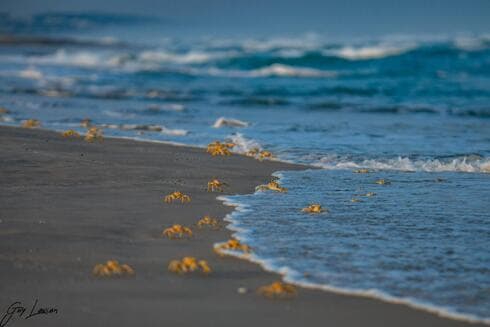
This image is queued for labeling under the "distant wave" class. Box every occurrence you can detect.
[204,64,337,78]
[212,117,249,128]
[325,43,416,60]
[315,155,490,173]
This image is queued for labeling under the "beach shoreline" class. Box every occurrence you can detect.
[0,125,486,327]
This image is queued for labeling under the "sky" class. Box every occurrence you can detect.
[1,0,490,38]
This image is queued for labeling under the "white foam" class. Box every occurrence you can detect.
[212,117,249,128]
[327,43,415,60]
[203,64,336,78]
[316,155,490,173]
[18,67,43,80]
[228,133,262,153]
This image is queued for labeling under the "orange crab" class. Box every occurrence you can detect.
[207,179,227,192]
[92,260,135,278]
[164,191,191,203]
[61,129,80,138]
[84,126,103,143]
[168,256,211,275]
[258,281,297,299]
[214,238,251,256]
[206,141,234,156]
[255,181,287,193]
[245,147,260,157]
[301,204,326,213]
[197,216,221,229]
[162,224,193,239]
[21,119,40,128]
[258,150,273,161]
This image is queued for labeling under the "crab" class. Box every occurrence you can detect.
[92,260,135,278]
[162,224,193,239]
[375,179,391,185]
[214,239,251,256]
[164,191,191,203]
[21,119,40,128]
[80,118,92,128]
[84,127,103,143]
[258,150,273,161]
[197,216,221,229]
[207,179,227,192]
[168,256,211,275]
[258,281,297,299]
[255,181,287,193]
[301,204,326,213]
[354,168,371,174]
[206,141,234,156]
[61,129,80,138]
[246,147,260,157]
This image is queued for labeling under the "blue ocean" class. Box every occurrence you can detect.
[0,14,489,322]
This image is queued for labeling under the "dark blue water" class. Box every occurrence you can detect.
[0,14,489,322]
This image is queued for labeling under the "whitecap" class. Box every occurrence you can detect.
[327,43,415,60]
[212,117,249,128]
[18,67,43,80]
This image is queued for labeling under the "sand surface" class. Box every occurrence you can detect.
[0,126,484,327]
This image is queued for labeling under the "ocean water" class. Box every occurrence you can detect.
[0,14,489,322]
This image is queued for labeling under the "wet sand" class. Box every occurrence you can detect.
[0,125,484,327]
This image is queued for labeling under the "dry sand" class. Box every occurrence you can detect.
[0,126,484,327]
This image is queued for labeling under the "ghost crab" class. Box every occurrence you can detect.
[258,281,297,299]
[197,216,221,229]
[207,141,235,156]
[207,179,227,192]
[84,127,103,143]
[301,204,326,214]
[164,191,191,203]
[21,119,40,128]
[214,238,251,256]
[246,147,260,157]
[61,129,80,138]
[168,256,211,275]
[258,150,273,161]
[255,181,287,193]
[162,224,193,239]
[92,260,135,278]
[375,179,391,185]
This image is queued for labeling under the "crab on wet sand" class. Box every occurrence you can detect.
[21,119,40,128]
[61,129,80,138]
[162,224,193,239]
[168,256,211,275]
[84,127,103,143]
[302,204,326,213]
[258,281,297,299]
[164,191,191,203]
[207,179,227,192]
[197,216,221,229]
[255,181,287,193]
[92,260,135,278]
[246,147,260,157]
[206,141,235,156]
[258,150,273,161]
[214,239,251,256]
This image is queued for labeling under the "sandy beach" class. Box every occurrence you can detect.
[0,125,485,327]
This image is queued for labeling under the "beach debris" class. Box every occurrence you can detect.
[237,287,248,294]
[258,150,273,161]
[168,257,211,275]
[80,118,92,128]
[212,117,249,128]
[162,224,193,239]
[84,127,103,143]
[21,119,40,128]
[206,141,235,156]
[61,129,80,138]
[255,181,288,193]
[258,281,297,299]
[197,216,221,229]
[354,168,371,174]
[375,178,391,185]
[214,239,251,256]
[207,179,227,192]
[92,260,135,278]
[302,204,326,213]
[164,191,191,203]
